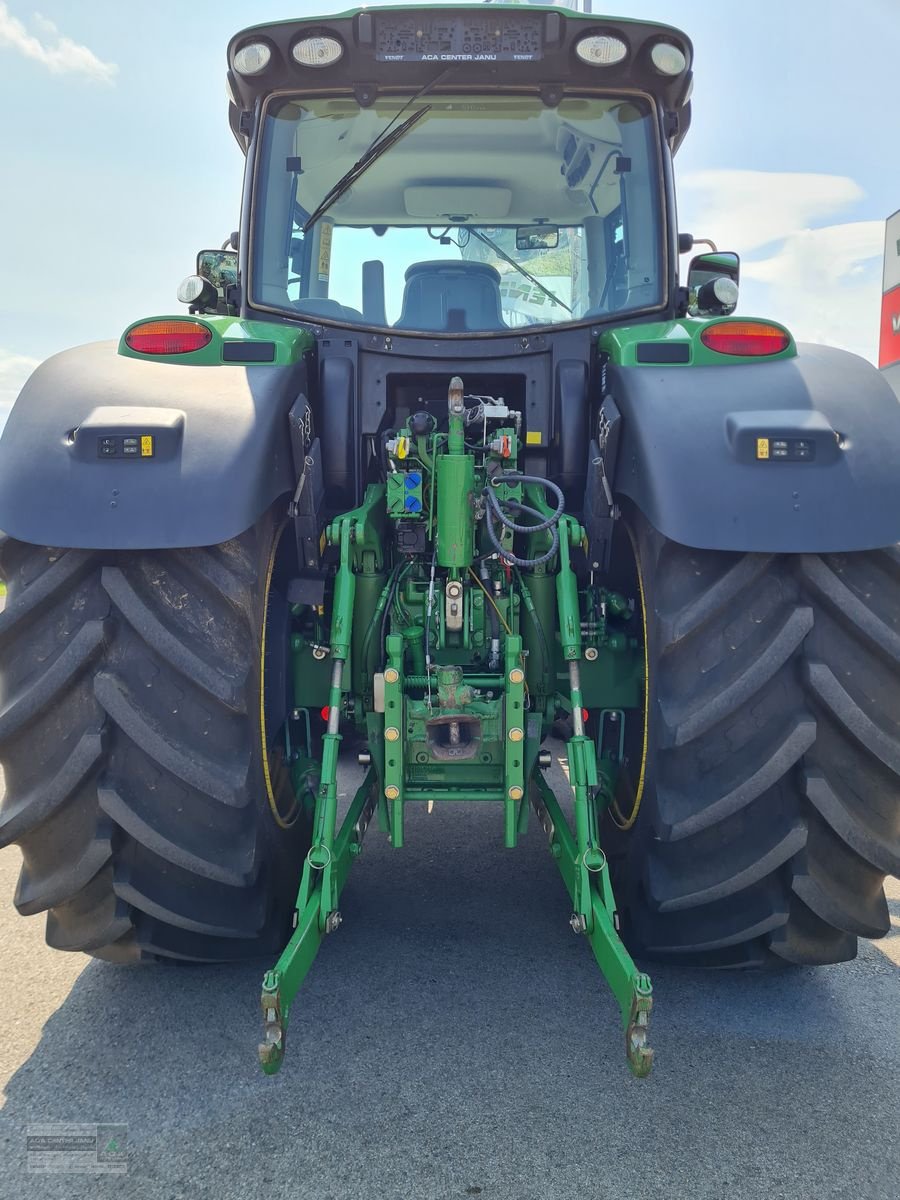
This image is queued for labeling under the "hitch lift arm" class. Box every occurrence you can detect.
[258,418,654,1078]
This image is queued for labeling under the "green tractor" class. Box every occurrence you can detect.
[1,6,899,1078]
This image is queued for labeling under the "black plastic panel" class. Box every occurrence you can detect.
[609,344,900,552]
[222,341,276,362]
[635,342,690,364]
[0,342,305,549]
[374,11,543,62]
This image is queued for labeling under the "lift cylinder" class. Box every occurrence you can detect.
[436,453,475,568]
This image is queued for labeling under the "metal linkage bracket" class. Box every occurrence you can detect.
[533,775,654,1078]
[534,517,655,1077]
[259,774,376,1074]
[259,515,370,1076]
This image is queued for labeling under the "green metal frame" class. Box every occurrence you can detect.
[598,316,796,367]
[258,384,654,1079]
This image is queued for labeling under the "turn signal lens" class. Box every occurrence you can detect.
[125,320,212,356]
[292,36,343,68]
[700,321,791,357]
[233,42,272,76]
[575,35,628,66]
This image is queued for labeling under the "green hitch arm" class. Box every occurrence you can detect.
[259,514,365,1076]
[259,772,376,1075]
[534,775,653,1078]
[537,517,654,1077]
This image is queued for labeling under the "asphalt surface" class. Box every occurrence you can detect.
[0,753,898,1200]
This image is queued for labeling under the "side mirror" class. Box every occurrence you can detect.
[196,248,238,290]
[687,251,740,316]
[516,225,559,251]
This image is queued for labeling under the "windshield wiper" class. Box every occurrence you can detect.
[303,105,433,234]
[302,67,456,235]
[468,228,572,315]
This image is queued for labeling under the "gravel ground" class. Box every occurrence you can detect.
[0,751,898,1200]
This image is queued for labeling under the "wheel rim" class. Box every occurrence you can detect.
[608,522,650,832]
[260,523,304,830]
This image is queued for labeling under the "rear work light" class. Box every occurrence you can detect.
[292,36,343,68]
[233,41,272,76]
[575,35,628,66]
[700,321,791,357]
[650,41,687,76]
[125,320,212,356]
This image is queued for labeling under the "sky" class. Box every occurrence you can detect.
[0,0,897,414]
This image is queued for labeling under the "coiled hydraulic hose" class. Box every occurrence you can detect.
[483,472,565,568]
[484,473,565,533]
[485,500,560,568]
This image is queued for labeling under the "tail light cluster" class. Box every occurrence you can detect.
[700,321,791,357]
[125,321,212,356]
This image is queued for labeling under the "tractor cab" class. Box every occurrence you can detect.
[216,6,695,337]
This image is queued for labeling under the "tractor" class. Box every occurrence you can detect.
[1,5,898,1078]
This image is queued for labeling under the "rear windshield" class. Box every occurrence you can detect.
[252,92,664,333]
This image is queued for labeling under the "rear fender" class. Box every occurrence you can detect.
[606,344,900,553]
[0,341,309,549]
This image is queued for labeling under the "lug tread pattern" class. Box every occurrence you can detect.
[618,524,900,968]
[0,524,307,963]
[101,565,246,711]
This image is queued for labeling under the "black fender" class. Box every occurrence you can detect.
[0,341,307,549]
[606,344,900,553]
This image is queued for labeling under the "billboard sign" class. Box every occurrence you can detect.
[880,211,900,370]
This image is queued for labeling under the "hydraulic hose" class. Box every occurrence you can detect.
[485,501,559,568]
[485,473,565,533]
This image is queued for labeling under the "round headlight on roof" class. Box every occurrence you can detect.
[233,41,272,76]
[575,34,628,67]
[650,41,687,76]
[292,35,344,68]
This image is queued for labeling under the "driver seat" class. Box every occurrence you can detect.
[395,261,506,332]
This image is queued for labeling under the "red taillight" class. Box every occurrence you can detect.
[125,320,212,356]
[700,321,791,357]
[582,708,590,723]
[320,706,330,722]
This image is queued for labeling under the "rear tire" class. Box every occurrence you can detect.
[0,509,311,962]
[607,509,900,967]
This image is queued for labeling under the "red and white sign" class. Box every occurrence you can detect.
[880,285,900,369]
[880,211,900,369]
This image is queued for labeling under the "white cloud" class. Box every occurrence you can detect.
[0,3,117,84]
[0,349,39,411]
[678,169,884,362]
[679,169,864,254]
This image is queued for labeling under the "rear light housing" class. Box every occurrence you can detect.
[125,320,213,356]
[233,41,272,76]
[575,35,628,66]
[292,35,344,68]
[700,321,791,357]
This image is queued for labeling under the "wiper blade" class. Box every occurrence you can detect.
[469,228,572,315]
[302,105,432,234]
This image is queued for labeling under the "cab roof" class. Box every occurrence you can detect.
[226,4,693,152]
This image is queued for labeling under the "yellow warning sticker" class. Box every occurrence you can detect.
[317,223,333,282]
[526,431,542,446]
[141,435,154,457]
[756,438,770,460]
